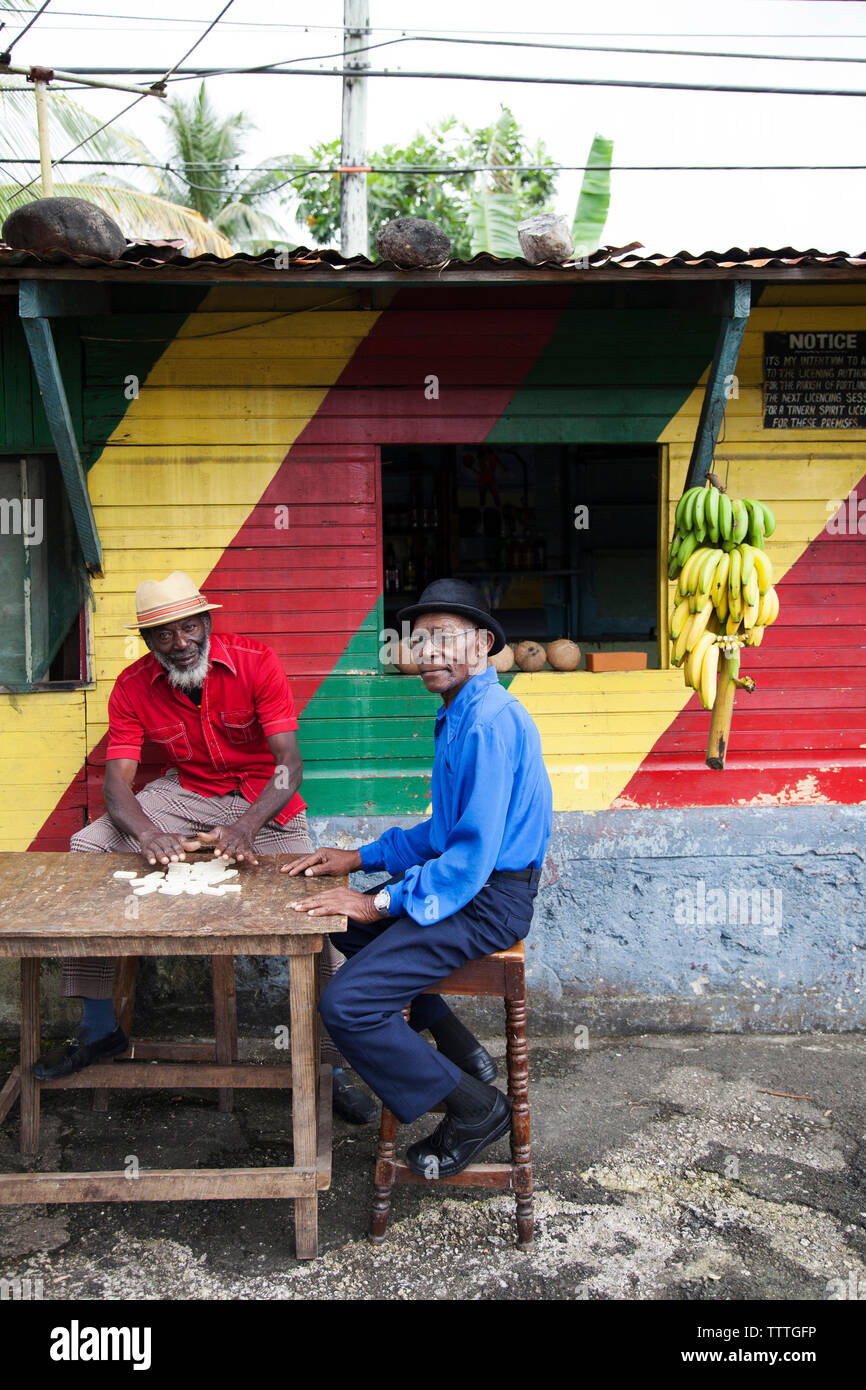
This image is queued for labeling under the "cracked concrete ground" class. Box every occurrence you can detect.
[1,1032,865,1301]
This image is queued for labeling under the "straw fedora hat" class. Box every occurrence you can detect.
[124,571,222,630]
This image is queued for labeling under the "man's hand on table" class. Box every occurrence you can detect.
[138,827,203,866]
[195,824,259,866]
[290,886,382,922]
[283,846,375,920]
[281,846,362,878]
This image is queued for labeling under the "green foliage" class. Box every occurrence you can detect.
[285,107,557,258]
[0,6,287,253]
[572,134,614,256]
[155,83,291,251]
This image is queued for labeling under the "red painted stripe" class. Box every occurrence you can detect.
[613,767,866,807]
[27,287,567,846]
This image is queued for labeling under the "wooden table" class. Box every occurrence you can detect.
[0,851,346,1260]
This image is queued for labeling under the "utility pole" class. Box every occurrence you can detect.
[339,0,370,258]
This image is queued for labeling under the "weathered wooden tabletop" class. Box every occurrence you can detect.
[0,850,345,1257]
[0,852,347,956]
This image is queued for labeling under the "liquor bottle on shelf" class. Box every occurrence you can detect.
[420,541,435,589]
[384,544,398,595]
[404,556,417,591]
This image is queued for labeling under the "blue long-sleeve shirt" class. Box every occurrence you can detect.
[359,666,553,925]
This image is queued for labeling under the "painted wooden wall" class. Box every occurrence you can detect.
[1,279,864,851]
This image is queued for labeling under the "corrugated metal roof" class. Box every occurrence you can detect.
[0,241,864,278]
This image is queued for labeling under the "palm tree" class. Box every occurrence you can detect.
[155,83,291,253]
[0,0,263,252]
[0,79,233,252]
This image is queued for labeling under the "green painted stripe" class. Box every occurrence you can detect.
[487,301,719,446]
[299,607,515,815]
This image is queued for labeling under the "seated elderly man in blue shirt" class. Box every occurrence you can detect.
[285,578,553,1178]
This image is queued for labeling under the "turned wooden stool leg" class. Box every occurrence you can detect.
[93,956,138,1113]
[504,980,533,1249]
[370,1105,399,1242]
[19,959,40,1155]
[212,956,237,1113]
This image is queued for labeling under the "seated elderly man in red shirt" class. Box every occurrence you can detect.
[33,571,375,1124]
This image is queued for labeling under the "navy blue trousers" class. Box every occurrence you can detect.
[319,872,539,1123]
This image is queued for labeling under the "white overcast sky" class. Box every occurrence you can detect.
[3,0,866,252]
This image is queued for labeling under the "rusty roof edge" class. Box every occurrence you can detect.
[2,261,866,285]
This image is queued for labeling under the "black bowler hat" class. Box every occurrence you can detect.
[397,578,507,655]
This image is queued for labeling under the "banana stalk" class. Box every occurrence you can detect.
[705,646,756,769]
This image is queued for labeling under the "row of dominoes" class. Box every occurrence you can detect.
[113,864,242,897]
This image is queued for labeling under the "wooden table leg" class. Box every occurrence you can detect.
[289,947,319,1259]
[19,959,40,1155]
[212,956,237,1113]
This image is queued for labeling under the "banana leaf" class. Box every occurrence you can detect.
[467,187,522,258]
[571,133,614,257]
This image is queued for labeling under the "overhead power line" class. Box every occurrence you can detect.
[55,64,866,98]
[0,0,52,58]
[3,157,865,177]
[8,0,236,197]
[268,32,866,69]
[160,0,233,82]
[1,10,865,40]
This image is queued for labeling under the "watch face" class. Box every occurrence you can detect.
[375,889,390,913]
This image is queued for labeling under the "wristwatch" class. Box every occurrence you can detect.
[373,887,392,916]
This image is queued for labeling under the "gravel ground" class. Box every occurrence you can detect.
[1,1031,865,1301]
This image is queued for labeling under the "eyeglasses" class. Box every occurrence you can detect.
[408,627,482,656]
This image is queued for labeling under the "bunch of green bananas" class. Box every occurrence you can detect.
[668,483,776,581]
[669,540,780,709]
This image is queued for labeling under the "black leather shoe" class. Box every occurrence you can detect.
[405,1090,513,1179]
[448,1043,497,1084]
[32,1024,128,1081]
[332,1071,378,1125]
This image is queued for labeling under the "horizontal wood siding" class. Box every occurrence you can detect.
[2,282,865,845]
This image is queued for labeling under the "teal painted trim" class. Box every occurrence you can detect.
[19,282,110,319]
[18,309,102,574]
[685,280,751,490]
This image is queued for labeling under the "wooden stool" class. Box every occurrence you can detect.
[93,954,239,1113]
[369,941,533,1248]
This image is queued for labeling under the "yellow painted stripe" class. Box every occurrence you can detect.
[2,287,380,847]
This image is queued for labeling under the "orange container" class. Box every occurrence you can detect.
[585,651,648,672]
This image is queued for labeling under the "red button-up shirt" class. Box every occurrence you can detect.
[105,632,306,824]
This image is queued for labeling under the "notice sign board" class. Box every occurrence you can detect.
[763,331,866,429]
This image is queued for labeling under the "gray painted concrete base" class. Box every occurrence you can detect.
[1,804,864,1037]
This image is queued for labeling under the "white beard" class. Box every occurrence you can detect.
[154,632,211,690]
